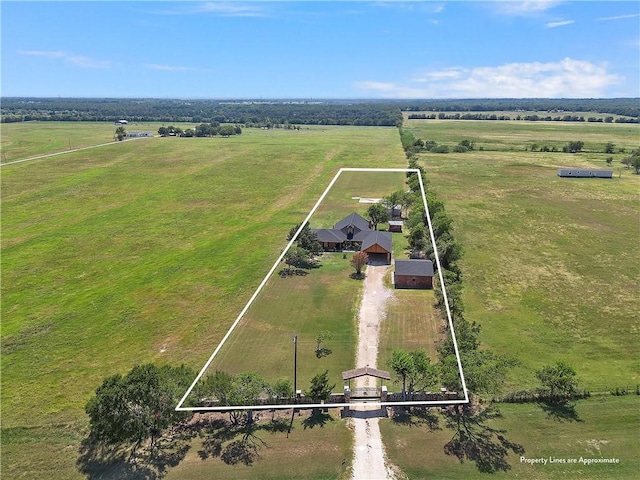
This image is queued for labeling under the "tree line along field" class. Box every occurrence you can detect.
[2,118,639,478]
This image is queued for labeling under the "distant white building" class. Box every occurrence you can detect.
[115,120,128,125]
[557,168,613,178]
[126,132,154,138]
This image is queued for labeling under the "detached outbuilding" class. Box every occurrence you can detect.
[361,231,392,264]
[388,220,403,233]
[557,168,613,178]
[394,259,434,289]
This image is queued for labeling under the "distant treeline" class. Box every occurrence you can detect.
[400,98,639,118]
[0,98,402,126]
[1,97,638,125]
[408,112,639,123]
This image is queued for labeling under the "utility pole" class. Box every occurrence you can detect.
[293,334,298,404]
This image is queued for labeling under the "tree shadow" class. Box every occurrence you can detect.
[315,347,332,358]
[77,430,194,480]
[302,410,334,429]
[442,403,525,474]
[349,273,365,280]
[390,406,440,431]
[197,415,291,466]
[537,400,583,422]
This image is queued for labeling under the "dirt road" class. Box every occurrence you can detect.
[350,263,403,480]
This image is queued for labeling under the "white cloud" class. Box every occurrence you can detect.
[545,19,574,28]
[145,64,200,72]
[355,58,623,98]
[19,50,111,68]
[598,13,640,21]
[494,1,562,16]
[156,2,266,17]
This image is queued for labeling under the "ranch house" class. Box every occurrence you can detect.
[311,212,393,264]
[394,259,434,289]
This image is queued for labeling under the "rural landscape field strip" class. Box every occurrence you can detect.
[1,125,408,477]
[2,117,638,478]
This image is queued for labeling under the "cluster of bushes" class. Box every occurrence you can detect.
[400,128,477,155]
[281,223,321,275]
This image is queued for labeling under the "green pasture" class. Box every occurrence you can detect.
[2,117,638,478]
[1,121,163,162]
[404,120,639,392]
[381,395,640,479]
[1,124,405,477]
[405,117,639,155]
[193,169,410,398]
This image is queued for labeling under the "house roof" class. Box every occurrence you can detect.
[342,366,392,381]
[361,231,392,253]
[395,259,434,277]
[312,229,346,243]
[334,212,371,232]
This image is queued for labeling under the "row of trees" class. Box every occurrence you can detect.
[158,123,242,137]
[410,112,638,123]
[395,126,591,472]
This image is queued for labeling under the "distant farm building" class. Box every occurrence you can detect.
[557,168,613,178]
[115,120,128,125]
[126,132,154,138]
[394,259,434,289]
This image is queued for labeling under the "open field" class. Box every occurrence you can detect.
[380,395,640,479]
[1,124,406,477]
[1,121,167,162]
[405,118,639,392]
[404,118,638,156]
[2,117,638,478]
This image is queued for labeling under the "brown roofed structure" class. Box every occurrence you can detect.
[342,366,392,381]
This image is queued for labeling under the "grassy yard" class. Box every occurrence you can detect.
[165,411,353,480]
[380,395,640,479]
[1,124,406,478]
[193,169,409,399]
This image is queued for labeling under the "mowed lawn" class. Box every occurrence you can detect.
[197,169,409,400]
[405,119,639,391]
[1,125,406,478]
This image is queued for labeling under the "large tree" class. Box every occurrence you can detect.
[85,364,194,450]
[366,203,389,230]
[535,361,579,400]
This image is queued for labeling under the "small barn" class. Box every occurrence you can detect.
[394,259,434,289]
[361,231,392,264]
[557,168,613,178]
[388,220,403,233]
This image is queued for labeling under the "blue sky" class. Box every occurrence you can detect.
[2,1,639,98]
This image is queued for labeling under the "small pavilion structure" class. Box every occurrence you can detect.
[342,366,392,402]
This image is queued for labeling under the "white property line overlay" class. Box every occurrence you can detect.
[176,167,469,411]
